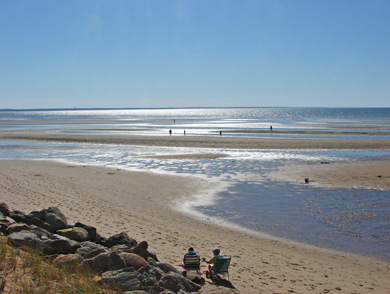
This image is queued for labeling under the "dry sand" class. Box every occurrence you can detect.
[1,159,390,294]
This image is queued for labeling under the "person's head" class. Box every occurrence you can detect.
[188,247,194,252]
[212,248,220,255]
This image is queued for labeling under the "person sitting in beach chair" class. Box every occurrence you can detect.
[183,247,201,273]
[202,248,231,280]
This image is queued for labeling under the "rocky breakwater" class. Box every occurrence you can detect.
[0,202,238,294]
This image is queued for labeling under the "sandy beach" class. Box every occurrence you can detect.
[1,159,390,294]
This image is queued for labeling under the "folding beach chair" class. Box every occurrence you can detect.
[211,255,231,281]
[183,254,201,273]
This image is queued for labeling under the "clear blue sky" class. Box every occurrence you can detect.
[1,0,389,109]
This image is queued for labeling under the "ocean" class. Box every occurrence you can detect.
[1,107,390,260]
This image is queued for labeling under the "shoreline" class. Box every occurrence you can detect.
[1,159,390,293]
[1,129,390,150]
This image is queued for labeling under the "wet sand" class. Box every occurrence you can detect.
[1,159,390,294]
[270,160,390,191]
[1,129,390,150]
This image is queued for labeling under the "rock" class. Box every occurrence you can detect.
[197,284,240,294]
[5,223,31,235]
[25,214,55,233]
[8,231,46,249]
[52,254,83,269]
[158,272,201,293]
[137,265,164,287]
[76,241,107,258]
[0,216,15,235]
[42,234,80,255]
[29,209,47,221]
[123,291,150,294]
[75,222,97,242]
[81,251,127,274]
[0,203,10,216]
[101,267,141,291]
[8,212,28,224]
[104,231,137,248]
[56,227,90,242]
[119,252,149,270]
[185,271,205,285]
[157,262,183,275]
[46,207,67,224]
[109,244,134,253]
[45,213,67,231]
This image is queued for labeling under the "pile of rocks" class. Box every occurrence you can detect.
[0,203,238,294]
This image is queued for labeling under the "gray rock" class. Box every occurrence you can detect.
[41,234,80,255]
[45,213,67,231]
[26,214,55,233]
[81,251,127,274]
[46,207,67,224]
[76,241,107,258]
[158,272,201,293]
[56,227,90,242]
[101,267,141,291]
[6,223,30,235]
[104,231,137,248]
[8,231,47,249]
[0,216,15,235]
[137,265,164,287]
[157,262,183,275]
[75,222,97,242]
[29,209,47,221]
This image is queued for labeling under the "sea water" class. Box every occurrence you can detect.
[1,107,390,260]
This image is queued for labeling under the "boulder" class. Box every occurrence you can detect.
[137,265,164,287]
[29,209,47,221]
[41,234,80,255]
[0,216,15,235]
[52,254,83,269]
[75,222,97,242]
[185,271,206,285]
[0,203,10,217]
[25,214,55,233]
[56,227,89,242]
[6,223,30,235]
[197,284,240,294]
[158,272,201,293]
[8,231,46,249]
[81,251,127,274]
[156,262,183,275]
[46,207,67,224]
[45,213,67,231]
[104,231,137,248]
[101,267,141,291]
[76,241,107,258]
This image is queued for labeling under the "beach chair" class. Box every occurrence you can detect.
[183,254,201,273]
[211,255,231,281]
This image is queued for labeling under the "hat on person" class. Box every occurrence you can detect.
[213,248,220,254]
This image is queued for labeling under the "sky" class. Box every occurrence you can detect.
[1,0,389,109]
